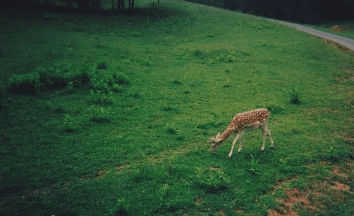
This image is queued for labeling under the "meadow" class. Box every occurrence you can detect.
[1,0,354,215]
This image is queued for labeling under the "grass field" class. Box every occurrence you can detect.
[1,1,354,215]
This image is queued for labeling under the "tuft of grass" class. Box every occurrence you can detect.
[97,61,108,70]
[248,154,261,175]
[289,86,302,105]
[89,105,111,120]
[195,167,231,192]
[167,127,177,135]
[267,104,283,114]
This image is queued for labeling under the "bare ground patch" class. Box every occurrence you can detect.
[79,142,205,181]
[331,165,349,179]
[268,161,353,216]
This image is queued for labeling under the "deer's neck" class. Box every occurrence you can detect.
[220,126,235,141]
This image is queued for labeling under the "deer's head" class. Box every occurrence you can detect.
[208,133,224,153]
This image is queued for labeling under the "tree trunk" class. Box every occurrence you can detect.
[117,0,124,11]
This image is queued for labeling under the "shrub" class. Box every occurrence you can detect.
[9,72,41,95]
[36,63,90,91]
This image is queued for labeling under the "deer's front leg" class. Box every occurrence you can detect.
[267,128,274,149]
[229,131,243,158]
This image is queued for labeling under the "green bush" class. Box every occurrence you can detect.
[189,0,354,23]
[9,72,41,95]
[36,63,90,91]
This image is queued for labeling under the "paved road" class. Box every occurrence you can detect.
[265,19,354,52]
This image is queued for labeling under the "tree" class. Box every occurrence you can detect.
[117,0,135,12]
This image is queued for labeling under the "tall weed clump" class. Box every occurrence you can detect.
[89,70,130,94]
[88,62,130,105]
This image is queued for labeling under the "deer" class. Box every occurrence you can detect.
[208,108,274,158]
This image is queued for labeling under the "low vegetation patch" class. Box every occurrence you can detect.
[7,62,129,96]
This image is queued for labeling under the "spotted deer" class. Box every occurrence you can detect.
[208,108,274,158]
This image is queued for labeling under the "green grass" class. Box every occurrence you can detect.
[1,1,354,215]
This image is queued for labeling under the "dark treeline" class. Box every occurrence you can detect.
[186,0,354,24]
[2,0,137,13]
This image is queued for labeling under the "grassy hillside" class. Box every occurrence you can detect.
[1,1,354,215]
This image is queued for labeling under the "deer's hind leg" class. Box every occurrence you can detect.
[261,124,274,151]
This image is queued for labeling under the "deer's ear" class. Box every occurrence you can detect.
[216,133,221,138]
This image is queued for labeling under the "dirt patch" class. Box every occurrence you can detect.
[331,25,346,31]
[235,208,243,214]
[272,177,297,190]
[269,178,352,216]
[283,188,310,207]
[147,142,202,163]
[215,210,225,216]
[195,198,202,206]
[93,163,132,178]
[344,132,354,143]
[95,169,109,178]
[345,160,354,172]
[331,166,348,179]
[268,209,282,216]
[115,164,130,173]
[268,209,299,216]
[269,188,313,216]
[209,166,221,171]
[330,181,350,191]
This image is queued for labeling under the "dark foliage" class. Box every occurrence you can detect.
[1,0,135,12]
[187,0,354,24]
[185,0,224,7]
